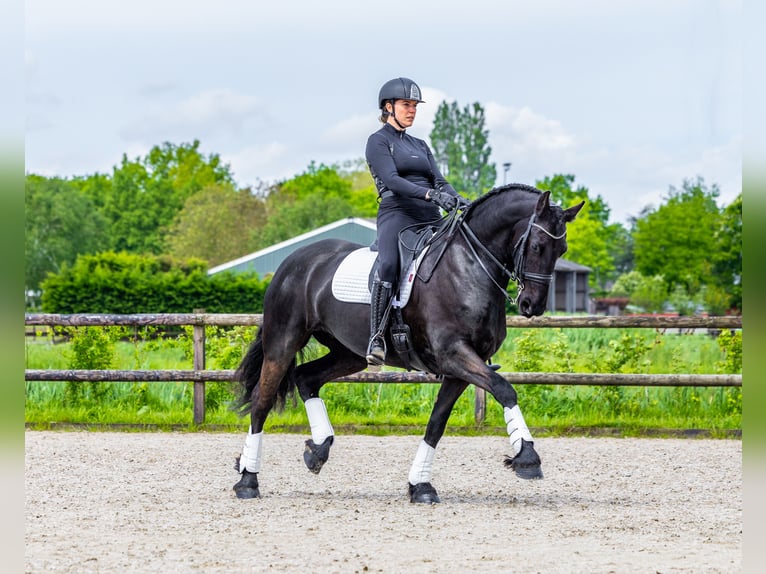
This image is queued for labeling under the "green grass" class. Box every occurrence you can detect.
[24,326,742,434]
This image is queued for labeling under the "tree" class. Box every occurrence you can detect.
[252,163,378,249]
[104,140,234,254]
[25,175,108,292]
[610,270,668,313]
[712,193,742,312]
[536,174,625,292]
[633,177,721,294]
[429,101,496,199]
[164,184,267,267]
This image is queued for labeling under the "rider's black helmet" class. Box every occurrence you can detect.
[378,77,425,109]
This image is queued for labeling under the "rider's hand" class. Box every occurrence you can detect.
[427,188,458,212]
[456,195,471,209]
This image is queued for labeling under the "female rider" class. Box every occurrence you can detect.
[365,77,467,365]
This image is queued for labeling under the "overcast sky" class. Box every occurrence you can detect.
[24,0,742,224]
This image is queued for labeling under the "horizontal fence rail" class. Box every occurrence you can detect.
[25,369,742,387]
[25,313,743,329]
[25,313,743,424]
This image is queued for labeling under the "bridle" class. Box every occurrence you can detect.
[458,208,566,305]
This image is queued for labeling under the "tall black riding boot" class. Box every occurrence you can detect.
[366,279,393,365]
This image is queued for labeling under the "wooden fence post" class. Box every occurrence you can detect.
[474,388,486,425]
[192,309,206,424]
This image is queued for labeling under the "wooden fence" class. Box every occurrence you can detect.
[24,313,743,424]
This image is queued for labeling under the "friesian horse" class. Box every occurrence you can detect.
[232,183,584,502]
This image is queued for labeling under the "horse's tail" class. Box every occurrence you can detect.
[230,328,297,416]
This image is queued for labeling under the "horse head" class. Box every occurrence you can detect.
[511,190,584,316]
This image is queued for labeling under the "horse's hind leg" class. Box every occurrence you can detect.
[234,328,309,499]
[408,378,469,504]
[293,342,367,474]
[233,358,294,498]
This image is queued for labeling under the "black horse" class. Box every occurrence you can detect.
[232,184,584,502]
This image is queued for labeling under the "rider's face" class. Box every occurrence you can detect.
[389,99,418,128]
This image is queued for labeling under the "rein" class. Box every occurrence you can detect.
[459,208,566,305]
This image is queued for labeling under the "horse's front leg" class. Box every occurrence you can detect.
[438,349,543,481]
[408,378,469,503]
[483,372,543,479]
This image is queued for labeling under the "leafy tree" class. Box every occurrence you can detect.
[609,270,644,297]
[71,172,112,211]
[252,163,377,249]
[712,193,742,311]
[536,174,611,226]
[633,177,721,294]
[629,274,668,314]
[536,174,625,292]
[25,175,108,292]
[337,158,378,214]
[429,101,495,199]
[104,140,234,254]
[164,184,267,267]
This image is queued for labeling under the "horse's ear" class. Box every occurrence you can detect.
[535,190,551,216]
[564,200,585,222]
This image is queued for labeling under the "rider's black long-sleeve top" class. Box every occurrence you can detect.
[365,123,458,220]
[365,123,459,284]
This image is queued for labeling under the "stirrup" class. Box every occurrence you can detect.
[366,335,386,365]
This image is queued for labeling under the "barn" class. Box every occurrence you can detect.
[209,217,591,313]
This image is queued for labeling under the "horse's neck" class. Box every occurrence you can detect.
[465,193,535,261]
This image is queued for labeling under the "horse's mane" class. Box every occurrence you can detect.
[466,183,542,214]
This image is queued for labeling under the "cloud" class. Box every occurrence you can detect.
[481,101,742,224]
[223,142,292,186]
[485,101,583,190]
[120,88,265,143]
[320,114,373,150]
[486,102,578,155]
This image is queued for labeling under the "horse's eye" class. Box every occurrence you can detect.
[531,241,541,254]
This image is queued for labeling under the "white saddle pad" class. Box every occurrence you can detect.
[331,247,429,307]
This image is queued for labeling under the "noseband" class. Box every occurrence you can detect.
[459,209,566,305]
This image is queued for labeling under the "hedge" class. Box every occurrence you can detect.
[40,252,269,314]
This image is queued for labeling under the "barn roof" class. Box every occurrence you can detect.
[208,217,377,277]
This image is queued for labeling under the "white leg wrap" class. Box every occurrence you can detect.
[239,426,263,473]
[304,397,334,444]
[408,440,436,485]
[504,405,533,456]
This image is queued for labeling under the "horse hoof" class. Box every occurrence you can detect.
[409,482,441,504]
[504,439,544,480]
[303,436,334,474]
[233,470,261,499]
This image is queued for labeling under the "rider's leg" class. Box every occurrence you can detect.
[366,272,393,365]
[366,218,399,365]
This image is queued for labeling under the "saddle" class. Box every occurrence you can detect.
[374,224,436,371]
[331,215,461,371]
[368,224,436,292]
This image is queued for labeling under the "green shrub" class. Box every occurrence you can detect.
[64,326,121,405]
[40,251,269,313]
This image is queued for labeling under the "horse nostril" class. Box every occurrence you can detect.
[519,299,531,316]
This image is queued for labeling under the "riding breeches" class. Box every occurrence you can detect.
[376,210,426,285]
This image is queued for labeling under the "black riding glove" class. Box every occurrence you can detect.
[456,195,471,209]
[427,188,458,212]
